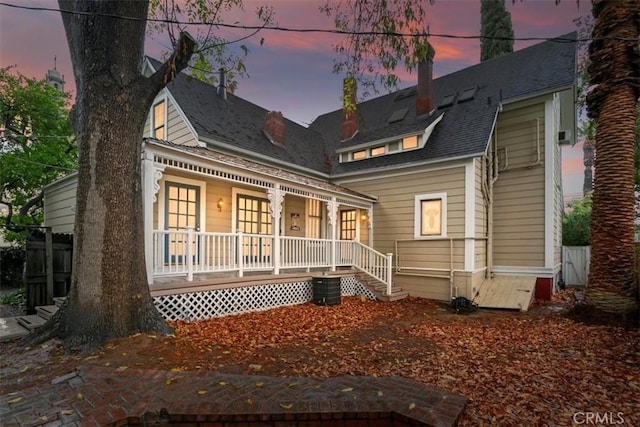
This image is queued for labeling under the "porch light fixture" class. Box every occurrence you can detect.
[361,213,368,223]
[217,198,224,212]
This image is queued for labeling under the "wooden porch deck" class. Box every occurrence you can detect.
[474,275,537,312]
[150,268,408,302]
[150,270,331,297]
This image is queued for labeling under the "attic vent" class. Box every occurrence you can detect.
[458,86,477,103]
[394,87,417,101]
[439,93,457,109]
[388,108,408,123]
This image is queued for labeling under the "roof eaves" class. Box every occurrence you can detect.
[500,83,575,107]
[335,128,426,154]
[330,151,486,180]
[146,139,377,202]
[199,135,331,179]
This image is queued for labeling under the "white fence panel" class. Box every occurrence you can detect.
[562,246,590,286]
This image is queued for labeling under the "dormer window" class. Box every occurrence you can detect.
[371,146,386,156]
[338,113,445,163]
[402,135,418,150]
[153,100,166,139]
[353,150,366,160]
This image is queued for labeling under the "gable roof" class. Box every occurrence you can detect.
[148,33,576,180]
[147,58,330,177]
[310,32,577,176]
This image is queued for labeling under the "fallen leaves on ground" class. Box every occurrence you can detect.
[1,293,638,426]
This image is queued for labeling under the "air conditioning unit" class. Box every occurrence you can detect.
[558,129,572,145]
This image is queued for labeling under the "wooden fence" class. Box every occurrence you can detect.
[24,229,72,313]
[563,243,640,289]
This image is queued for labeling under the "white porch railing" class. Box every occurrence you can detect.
[337,240,393,295]
[152,230,393,293]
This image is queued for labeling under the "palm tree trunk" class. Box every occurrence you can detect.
[585,0,640,319]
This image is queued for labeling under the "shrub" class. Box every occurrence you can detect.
[563,194,591,246]
[0,246,25,288]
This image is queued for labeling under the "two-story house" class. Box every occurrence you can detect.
[44,33,576,319]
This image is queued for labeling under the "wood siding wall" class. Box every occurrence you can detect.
[338,164,466,300]
[166,102,197,146]
[43,175,77,234]
[493,102,546,267]
[144,93,198,146]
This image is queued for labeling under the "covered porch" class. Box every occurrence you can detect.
[141,140,394,297]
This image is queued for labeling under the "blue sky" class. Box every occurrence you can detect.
[0,0,589,200]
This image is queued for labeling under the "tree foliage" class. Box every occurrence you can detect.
[148,0,274,90]
[320,0,433,98]
[562,194,591,246]
[0,67,75,242]
[480,0,514,62]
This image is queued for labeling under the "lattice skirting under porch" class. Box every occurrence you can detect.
[153,275,376,321]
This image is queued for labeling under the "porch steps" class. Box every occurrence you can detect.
[36,304,59,320]
[16,314,47,332]
[353,271,408,302]
[0,298,66,341]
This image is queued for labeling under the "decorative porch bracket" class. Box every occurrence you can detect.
[143,153,166,285]
[267,185,284,274]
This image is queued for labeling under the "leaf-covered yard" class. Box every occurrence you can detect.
[1,292,638,426]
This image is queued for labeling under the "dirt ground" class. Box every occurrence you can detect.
[1,291,638,426]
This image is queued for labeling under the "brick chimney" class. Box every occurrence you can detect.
[263,111,286,145]
[341,75,358,140]
[416,44,436,116]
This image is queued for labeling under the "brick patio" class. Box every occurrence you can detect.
[0,366,467,426]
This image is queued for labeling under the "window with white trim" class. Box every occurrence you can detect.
[414,193,447,238]
[340,209,357,240]
[153,100,166,139]
[307,199,322,239]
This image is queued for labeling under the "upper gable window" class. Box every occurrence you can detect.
[153,100,166,139]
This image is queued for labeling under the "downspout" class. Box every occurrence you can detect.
[483,108,501,280]
[529,118,542,168]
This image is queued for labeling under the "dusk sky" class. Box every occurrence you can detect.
[0,0,590,200]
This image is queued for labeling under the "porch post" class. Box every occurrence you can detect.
[327,198,338,271]
[267,185,284,274]
[366,206,373,245]
[142,151,164,285]
[386,252,393,296]
[237,230,244,277]
[186,226,194,282]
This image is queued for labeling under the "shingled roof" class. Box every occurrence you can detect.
[149,33,575,179]
[310,32,577,176]
[147,58,330,176]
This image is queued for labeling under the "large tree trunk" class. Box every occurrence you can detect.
[30,1,194,352]
[585,0,639,320]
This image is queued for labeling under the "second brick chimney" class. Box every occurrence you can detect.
[341,75,358,140]
[263,111,286,145]
[416,44,436,116]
